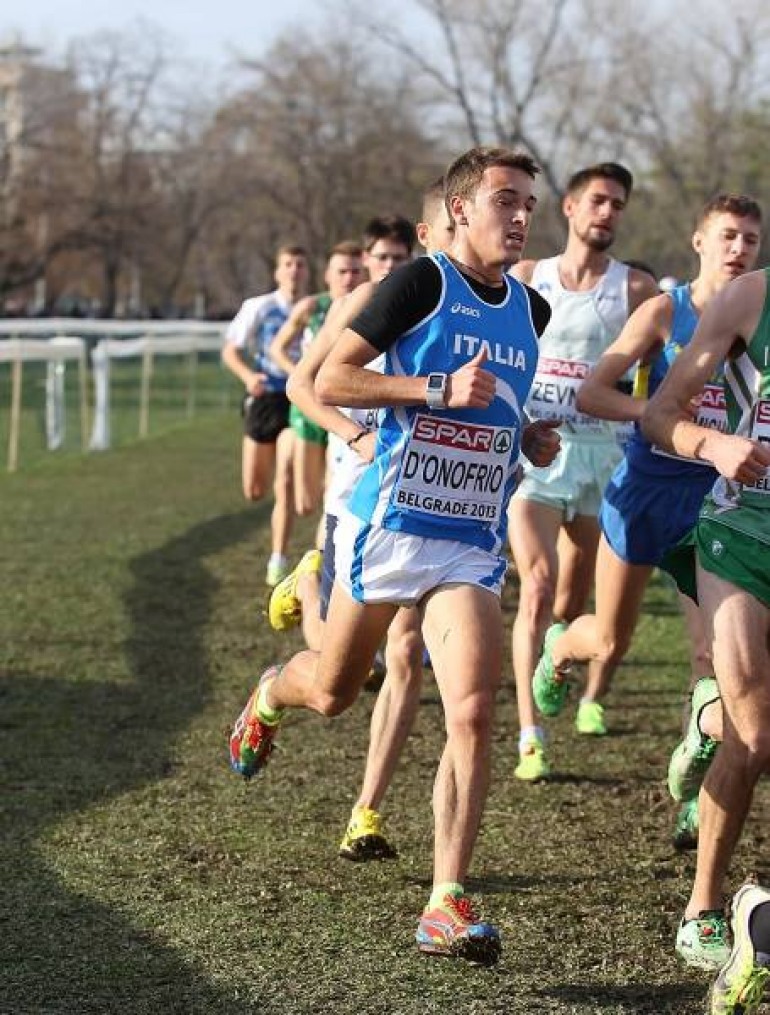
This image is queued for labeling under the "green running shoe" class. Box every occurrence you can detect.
[676,910,731,971]
[710,882,770,1014]
[576,700,607,736]
[532,622,571,717]
[668,677,720,802]
[672,798,699,851]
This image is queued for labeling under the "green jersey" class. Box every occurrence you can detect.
[702,267,770,542]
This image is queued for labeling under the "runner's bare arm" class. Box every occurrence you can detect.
[577,293,672,422]
[627,266,661,312]
[642,272,770,481]
[269,295,315,376]
[221,341,267,395]
[317,335,495,410]
[286,283,378,448]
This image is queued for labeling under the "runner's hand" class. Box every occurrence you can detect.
[246,371,268,397]
[711,434,770,483]
[522,419,562,467]
[446,349,496,408]
[352,431,377,464]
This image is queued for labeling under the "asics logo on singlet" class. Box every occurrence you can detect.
[453,333,529,370]
[450,301,481,318]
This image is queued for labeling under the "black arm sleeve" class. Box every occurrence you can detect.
[525,284,551,337]
[349,257,443,352]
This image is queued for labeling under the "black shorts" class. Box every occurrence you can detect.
[242,392,290,444]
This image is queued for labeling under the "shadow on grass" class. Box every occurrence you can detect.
[539,981,705,1014]
[0,508,267,1015]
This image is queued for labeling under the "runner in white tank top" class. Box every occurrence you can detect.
[507,164,659,780]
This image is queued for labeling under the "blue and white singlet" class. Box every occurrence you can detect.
[348,252,540,554]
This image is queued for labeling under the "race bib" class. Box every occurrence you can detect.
[748,399,770,494]
[393,413,515,526]
[651,382,729,465]
[527,357,605,434]
[694,383,728,433]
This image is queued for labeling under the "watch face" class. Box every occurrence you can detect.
[428,374,445,391]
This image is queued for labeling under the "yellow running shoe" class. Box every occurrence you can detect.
[339,807,397,862]
[576,700,607,736]
[267,549,322,631]
[514,735,549,782]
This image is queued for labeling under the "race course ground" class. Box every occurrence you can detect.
[2,414,769,1015]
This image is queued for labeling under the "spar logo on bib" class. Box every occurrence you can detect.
[413,415,496,451]
[394,413,515,525]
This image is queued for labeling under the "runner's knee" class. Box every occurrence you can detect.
[519,569,556,626]
[445,692,495,741]
[309,685,357,718]
[592,631,631,667]
[385,627,424,680]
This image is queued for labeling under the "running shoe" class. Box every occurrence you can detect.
[416,893,501,965]
[228,666,282,779]
[338,807,397,862]
[532,622,571,717]
[514,734,549,782]
[676,910,731,971]
[363,648,386,692]
[265,556,289,588]
[267,549,322,631]
[672,798,699,851]
[710,882,770,1014]
[575,700,607,736]
[668,676,720,802]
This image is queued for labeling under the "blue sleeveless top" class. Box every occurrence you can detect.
[624,284,720,486]
[348,252,540,554]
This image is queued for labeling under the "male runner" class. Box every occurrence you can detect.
[508,163,659,780]
[268,214,417,655]
[270,241,364,517]
[228,147,552,964]
[530,196,761,829]
[222,245,309,586]
[641,267,770,972]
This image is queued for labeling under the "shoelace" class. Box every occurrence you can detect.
[695,737,718,763]
[448,896,480,925]
[697,915,727,947]
[244,717,273,755]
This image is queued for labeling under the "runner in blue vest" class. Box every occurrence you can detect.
[227,147,558,965]
[531,196,761,848]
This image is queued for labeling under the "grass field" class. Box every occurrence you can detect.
[2,414,769,1015]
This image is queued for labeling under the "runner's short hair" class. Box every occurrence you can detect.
[566,163,634,200]
[421,176,449,226]
[362,215,416,254]
[445,146,540,212]
[328,240,363,259]
[696,193,762,228]
[275,244,309,265]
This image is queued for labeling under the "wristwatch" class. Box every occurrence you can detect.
[425,372,448,410]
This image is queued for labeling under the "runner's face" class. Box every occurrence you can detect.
[566,178,627,251]
[325,253,365,299]
[694,212,761,283]
[363,239,411,283]
[274,254,309,298]
[458,166,537,268]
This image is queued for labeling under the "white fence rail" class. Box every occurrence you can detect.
[0,321,227,472]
